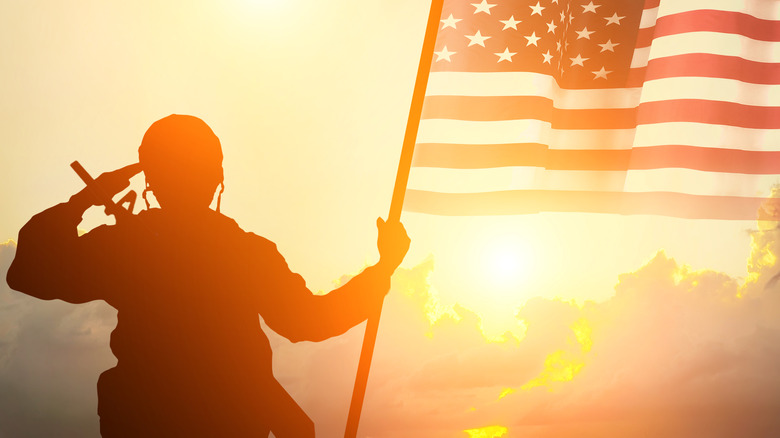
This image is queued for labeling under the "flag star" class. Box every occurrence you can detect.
[604,12,625,25]
[542,50,554,64]
[556,40,562,52]
[598,39,619,52]
[500,16,521,30]
[434,46,456,62]
[471,0,496,15]
[524,31,541,46]
[546,20,558,33]
[559,11,565,22]
[440,14,462,30]
[581,1,601,13]
[552,0,559,3]
[495,47,517,63]
[575,27,595,39]
[570,54,588,66]
[529,2,545,16]
[465,30,491,47]
[592,67,611,79]
[569,12,575,23]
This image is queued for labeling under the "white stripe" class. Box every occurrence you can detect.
[640,6,659,29]
[657,0,780,21]
[426,72,556,97]
[625,168,779,197]
[649,32,780,64]
[407,167,627,193]
[631,46,652,68]
[407,167,779,198]
[633,122,780,152]
[425,72,643,108]
[640,77,780,106]
[417,119,550,145]
[417,119,636,149]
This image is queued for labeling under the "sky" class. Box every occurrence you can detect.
[1,1,779,437]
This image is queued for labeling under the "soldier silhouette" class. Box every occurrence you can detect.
[6,114,410,437]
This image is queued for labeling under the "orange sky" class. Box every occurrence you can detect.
[1,1,779,437]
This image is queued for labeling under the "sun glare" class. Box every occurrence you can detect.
[464,425,509,438]
[481,238,534,291]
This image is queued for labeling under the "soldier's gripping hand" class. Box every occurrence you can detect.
[69,163,143,212]
[375,218,411,275]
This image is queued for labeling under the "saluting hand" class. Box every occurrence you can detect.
[70,163,143,211]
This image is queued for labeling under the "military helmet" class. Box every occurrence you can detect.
[139,114,224,188]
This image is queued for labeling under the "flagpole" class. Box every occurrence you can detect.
[343,0,444,436]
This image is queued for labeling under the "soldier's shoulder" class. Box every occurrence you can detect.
[209,212,279,252]
[242,230,279,254]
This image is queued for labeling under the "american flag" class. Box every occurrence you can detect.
[404,0,780,219]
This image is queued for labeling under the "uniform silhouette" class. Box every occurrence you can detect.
[6,115,410,437]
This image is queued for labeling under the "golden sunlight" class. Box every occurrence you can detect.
[521,350,584,391]
[522,318,593,391]
[480,237,534,292]
[464,425,509,438]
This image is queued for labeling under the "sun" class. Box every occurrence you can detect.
[480,237,534,292]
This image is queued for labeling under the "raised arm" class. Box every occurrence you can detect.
[6,164,141,303]
[258,218,410,342]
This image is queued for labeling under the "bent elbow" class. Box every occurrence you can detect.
[6,259,25,292]
[6,259,55,301]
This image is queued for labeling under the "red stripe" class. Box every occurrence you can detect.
[645,54,780,84]
[636,26,655,48]
[422,96,551,122]
[629,146,780,173]
[626,67,647,87]
[655,10,780,42]
[638,99,780,129]
[421,96,637,129]
[413,143,550,169]
[412,144,780,174]
[404,190,772,220]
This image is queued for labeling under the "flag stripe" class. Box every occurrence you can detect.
[657,0,780,21]
[418,119,780,152]
[409,167,625,193]
[637,100,780,128]
[636,27,655,48]
[648,32,780,64]
[640,6,659,28]
[425,72,642,108]
[422,96,780,129]
[404,190,767,220]
[653,10,780,42]
[624,168,780,196]
[409,167,779,197]
[417,119,637,149]
[632,122,780,152]
[645,54,780,84]
[640,77,780,106]
[422,96,637,128]
[626,67,648,87]
[413,144,780,174]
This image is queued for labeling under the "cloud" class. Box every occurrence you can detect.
[270,228,780,437]
[0,240,117,438]
[3,224,780,437]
